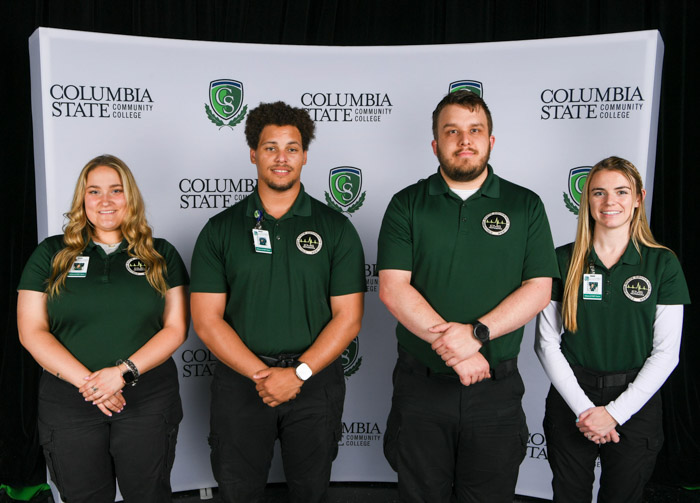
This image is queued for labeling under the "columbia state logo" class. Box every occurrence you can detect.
[623,276,652,302]
[563,166,592,215]
[125,257,147,276]
[325,167,366,215]
[204,79,248,129]
[449,80,483,97]
[482,212,510,235]
[342,336,362,378]
[296,231,323,255]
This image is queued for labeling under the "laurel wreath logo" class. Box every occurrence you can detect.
[205,104,248,129]
[344,356,362,378]
[325,191,366,216]
[563,192,580,215]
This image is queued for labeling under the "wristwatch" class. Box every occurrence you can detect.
[472,321,490,345]
[294,362,313,381]
[117,358,139,386]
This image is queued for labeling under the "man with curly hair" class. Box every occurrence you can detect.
[190,101,365,503]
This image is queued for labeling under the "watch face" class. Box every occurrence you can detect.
[295,363,312,381]
[123,371,135,384]
[474,323,489,343]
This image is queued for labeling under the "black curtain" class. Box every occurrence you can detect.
[2,0,698,489]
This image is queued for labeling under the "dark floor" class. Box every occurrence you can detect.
[171,481,700,502]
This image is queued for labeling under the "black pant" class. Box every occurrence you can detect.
[544,382,663,503]
[209,358,345,503]
[38,358,182,503]
[383,350,528,503]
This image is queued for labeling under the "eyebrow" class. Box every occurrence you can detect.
[441,122,485,129]
[590,185,631,191]
[261,140,302,146]
[86,183,123,189]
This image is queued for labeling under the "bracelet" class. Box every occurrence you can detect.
[116,358,140,386]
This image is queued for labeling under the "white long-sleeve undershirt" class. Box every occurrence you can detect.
[535,301,684,425]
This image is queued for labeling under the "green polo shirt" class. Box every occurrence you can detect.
[552,242,690,372]
[190,184,365,356]
[378,166,558,372]
[18,235,189,371]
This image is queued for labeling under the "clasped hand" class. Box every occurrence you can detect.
[78,366,126,416]
[430,322,490,386]
[577,406,620,444]
[253,367,303,408]
[430,322,482,367]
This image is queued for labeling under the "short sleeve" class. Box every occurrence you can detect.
[190,219,230,293]
[522,197,559,281]
[329,219,366,296]
[156,239,189,289]
[377,193,413,271]
[656,251,690,305]
[17,237,60,292]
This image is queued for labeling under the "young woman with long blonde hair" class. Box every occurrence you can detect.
[18,154,189,502]
[535,156,690,502]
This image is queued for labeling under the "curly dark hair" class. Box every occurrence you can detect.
[245,101,316,151]
[431,90,493,139]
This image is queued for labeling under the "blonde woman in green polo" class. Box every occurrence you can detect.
[17,154,189,503]
[536,156,690,502]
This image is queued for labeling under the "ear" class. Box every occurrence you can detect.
[637,188,646,207]
[431,139,438,157]
[302,150,308,166]
[489,135,495,150]
[250,149,256,165]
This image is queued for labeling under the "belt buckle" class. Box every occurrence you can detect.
[596,375,605,388]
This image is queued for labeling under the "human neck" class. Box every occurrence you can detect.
[592,226,630,268]
[93,231,123,245]
[258,183,301,219]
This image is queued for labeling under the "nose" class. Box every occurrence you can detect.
[459,133,470,146]
[275,149,288,162]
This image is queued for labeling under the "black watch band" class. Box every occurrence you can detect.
[472,321,490,345]
[117,358,139,386]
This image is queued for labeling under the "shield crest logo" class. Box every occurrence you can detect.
[329,167,362,207]
[563,166,592,215]
[209,80,243,121]
[341,336,362,378]
[449,80,483,97]
[568,167,591,206]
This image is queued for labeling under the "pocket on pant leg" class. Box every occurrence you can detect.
[38,424,67,500]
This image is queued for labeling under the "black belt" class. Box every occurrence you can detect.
[572,366,640,389]
[399,348,518,381]
[257,353,302,368]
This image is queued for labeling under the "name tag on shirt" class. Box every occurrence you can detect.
[67,256,90,278]
[252,229,272,254]
[583,273,603,300]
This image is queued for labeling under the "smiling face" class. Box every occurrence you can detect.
[588,168,643,233]
[84,165,127,243]
[250,124,307,193]
[431,104,495,188]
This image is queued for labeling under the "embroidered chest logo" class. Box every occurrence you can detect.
[623,275,652,302]
[482,212,510,236]
[296,231,323,255]
[125,257,148,276]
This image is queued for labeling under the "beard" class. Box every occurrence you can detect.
[436,144,491,183]
[260,165,298,192]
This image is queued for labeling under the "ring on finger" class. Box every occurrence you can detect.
[92,386,98,392]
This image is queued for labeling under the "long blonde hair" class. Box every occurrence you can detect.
[48,154,168,297]
[562,156,667,332]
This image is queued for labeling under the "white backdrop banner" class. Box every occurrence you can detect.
[29,27,663,500]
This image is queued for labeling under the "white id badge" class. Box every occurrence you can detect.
[583,273,603,300]
[252,229,272,254]
[67,256,90,277]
